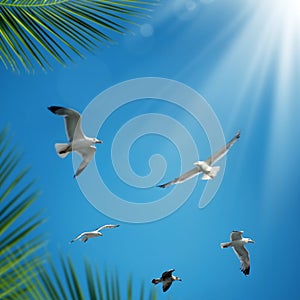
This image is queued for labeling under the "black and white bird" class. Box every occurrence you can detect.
[48,106,103,177]
[70,224,120,243]
[221,230,254,276]
[152,269,182,292]
[158,130,240,188]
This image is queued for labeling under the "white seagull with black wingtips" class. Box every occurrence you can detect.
[221,230,254,276]
[152,269,182,292]
[48,106,103,177]
[157,130,240,188]
[70,224,120,243]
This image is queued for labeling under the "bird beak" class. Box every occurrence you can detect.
[96,139,103,144]
[250,239,255,243]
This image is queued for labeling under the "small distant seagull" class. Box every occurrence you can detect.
[152,269,182,292]
[220,230,254,276]
[157,130,240,188]
[48,106,103,177]
[70,224,120,243]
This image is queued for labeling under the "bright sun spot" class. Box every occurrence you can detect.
[273,0,300,22]
[200,0,300,203]
[252,0,300,204]
[265,0,300,90]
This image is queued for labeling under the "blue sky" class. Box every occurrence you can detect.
[1,0,300,299]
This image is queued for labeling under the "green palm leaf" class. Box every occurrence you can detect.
[35,256,158,300]
[0,127,45,299]
[0,126,157,299]
[0,0,158,73]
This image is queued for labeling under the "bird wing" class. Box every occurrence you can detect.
[162,279,173,292]
[96,224,120,232]
[230,230,244,241]
[232,244,251,275]
[161,269,175,280]
[82,236,89,243]
[48,106,85,142]
[157,167,200,188]
[205,130,240,166]
[70,232,85,243]
[73,146,96,177]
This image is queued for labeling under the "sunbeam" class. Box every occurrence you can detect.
[194,0,300,216]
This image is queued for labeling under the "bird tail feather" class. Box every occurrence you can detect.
[55,143,70,158]
[152,278,161,285]
[220,242,231,248]
[202,166,220,180]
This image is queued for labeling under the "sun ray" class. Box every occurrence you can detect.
[251,0,300,215]
[186,0,300,216]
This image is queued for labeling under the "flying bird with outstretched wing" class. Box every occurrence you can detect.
[48,106,103,177]
[158,130,240,188]
[152,269,182,292]
[70,224,120,243]
[220,230,254,276]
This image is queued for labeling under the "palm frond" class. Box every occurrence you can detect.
[148,288,157,300]
[96,267,105,300]
[34,254,158,300]
[0,127,45,299]
[139,280,145,300]
[0,0,158,73]
[85,259,98,300]
[127,275,133,300]
[0,126,158,299]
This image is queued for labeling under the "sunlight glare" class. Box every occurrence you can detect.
[273,0,300,23]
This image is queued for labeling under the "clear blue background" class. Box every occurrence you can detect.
[1,0,300,299]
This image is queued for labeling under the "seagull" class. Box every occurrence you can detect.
[48,106,103,177]
[157,130,240,188]
[70,224,120,243]
[152,269,182,292]
[220,230,254,276]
